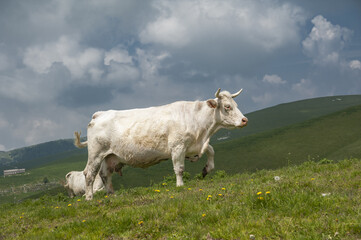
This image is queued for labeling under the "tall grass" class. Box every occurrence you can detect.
[0,158,360,239]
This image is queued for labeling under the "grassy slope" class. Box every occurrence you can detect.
[213,104,361,173]
[0,159,360,239]
[0,153,85,204]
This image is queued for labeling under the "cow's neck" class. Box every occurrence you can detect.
[196,101,221,142]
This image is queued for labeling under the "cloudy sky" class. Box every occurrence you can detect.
[0,0,360,150]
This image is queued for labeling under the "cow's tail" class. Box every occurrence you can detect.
[74,131,88,148]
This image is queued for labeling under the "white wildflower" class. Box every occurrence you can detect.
[321,193,331,197]
[250,234,255,240]
[274,176,281,181]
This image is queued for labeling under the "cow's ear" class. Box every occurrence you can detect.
[206,99,218,108]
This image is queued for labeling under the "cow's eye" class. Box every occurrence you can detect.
[224,104,231,111]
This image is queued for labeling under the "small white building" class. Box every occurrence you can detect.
[4,169,25,177]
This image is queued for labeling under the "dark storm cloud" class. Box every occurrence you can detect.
[57,85,116,108]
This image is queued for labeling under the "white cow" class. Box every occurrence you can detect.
[64,171,104,197]
[75,88,248,200]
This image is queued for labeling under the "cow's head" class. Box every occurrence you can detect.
[207,88,248,129]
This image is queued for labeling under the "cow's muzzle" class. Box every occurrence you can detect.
[240,117,248,128]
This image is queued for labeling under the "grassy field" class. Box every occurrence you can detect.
[0,158,360,239]
[0,153,85,204]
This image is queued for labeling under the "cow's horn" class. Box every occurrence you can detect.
[231,89,243,98]
[215,88,221,98]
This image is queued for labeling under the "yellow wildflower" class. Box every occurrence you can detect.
[68,204,72,207]
[105,195,108,198]
[221,188,226,190]
[170,196,174,199]
[138,221,144,225]
[166,189,169,192]
[311,178,315,181]
[162,182,167,186]
[77,199,81,202]
[82,220,86,223]
[199,188,203,191]
[188,188,192,190]
[257,192,262,195]
[265,191,270,194]
[154,189,160,192]
[20,216,23,219]
[202,213,206,217]
[208,195,212,198]
[258,197,264,200]
[218,194,223,197]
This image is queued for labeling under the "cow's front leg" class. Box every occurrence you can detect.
[172,148,186,186]
[202,144,215,178]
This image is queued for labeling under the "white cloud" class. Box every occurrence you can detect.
[14,118,60,146]
[140,0,306,51]
[302,15,352,66]
[136,48,170,83]
[252,92,274,106]
[106,63,140,84]
[23,36,104,82]
[104,47,133,65]
[0,72,44,102]
[292,79,316,98]
[140,16,190,47]
[262,74,286,84]
[349,60,361,70]
[0,116,9,129]
[0,144,5,151]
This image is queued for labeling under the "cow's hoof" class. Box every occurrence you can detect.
[202,167,208,178]
[85,195,93,201]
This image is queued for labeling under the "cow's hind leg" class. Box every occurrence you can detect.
[99,162,114,195]
[202,144,215,178]
[99,154,120,195]
[172,147,186,187]
[83,155,103,200]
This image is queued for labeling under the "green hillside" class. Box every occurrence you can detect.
[1,159,360,239]
[213,103,361,173]
[0,139,85,174]
[214,94,361,142]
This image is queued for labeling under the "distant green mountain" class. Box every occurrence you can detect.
[0,139,85,174]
